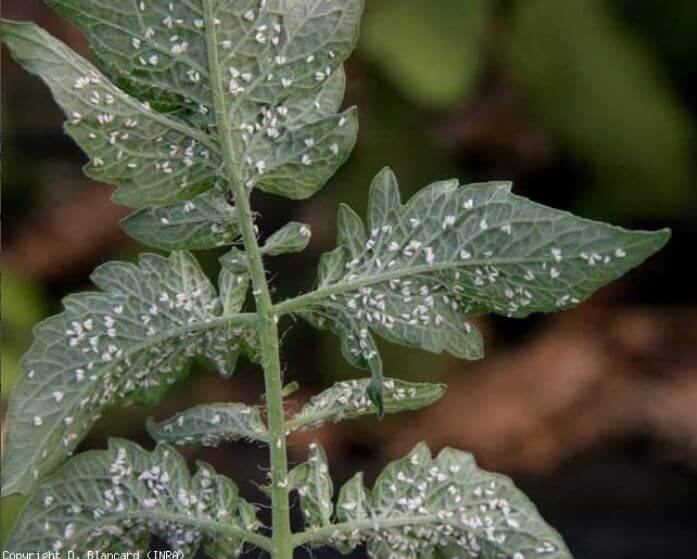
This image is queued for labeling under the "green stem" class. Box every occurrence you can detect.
[232,175,293,559]
[202,2,292,557]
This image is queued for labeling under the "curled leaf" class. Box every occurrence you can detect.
[288,442,333,531]
[262,222,312,256]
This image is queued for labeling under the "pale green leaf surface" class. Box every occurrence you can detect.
[211,267,249,376]
[251,108,358,199]
[303,306,385,416]
[1,252,256,496]
[288,378,446,431]
[328,443,572,558]
[4,439,265,555]
[219,268,249,317]
[262,221,312,256]
[46,0,214,111]
[147,403,268,446]
[296,168,668,398]
[197,0,362,199]
[1,20,219,208]
[43,0,362,198]
[2,0,362,249]
[334,472,369,554]
[220,248,249,274]
[121,187,238,251]
[289,442,333,531]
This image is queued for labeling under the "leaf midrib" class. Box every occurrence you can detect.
[274,255,578,315]
[29,505,270,552]
[6,20,218,152]
[9,313,255,493]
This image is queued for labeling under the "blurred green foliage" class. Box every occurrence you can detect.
[1,271,46,400]
[0,497,27,548]
[360,0,492,109]
[0,272,41,547]
[358,0,695,219]
[506,0,695,218]
[611,0,697,92]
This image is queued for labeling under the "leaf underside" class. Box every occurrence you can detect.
[147,402,268,446]
[2,0,363,250]
[303,167,669,409]
[296,442,572,558]
[262,221,312,256]
[121,187,239,251]
[289,377,446,431]
[289,442,334,530]
[1,252,256,496]
[1,0,365,494]
[1,2,668,557]
[4,439,261,557]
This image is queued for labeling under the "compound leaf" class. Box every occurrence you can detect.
[262,221,312,256]
[328,443,572,558]
[43,0,362,200]
[121,187,239,251]
[289,442,333,531]
[1,252,256,496]
[147,403,268,446]
[288,378,446,431]
[2,0,362,243]
[298,167,668,405]
[4,439,266,556]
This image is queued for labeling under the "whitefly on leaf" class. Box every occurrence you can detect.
[121,187,239,251]
[1,20,220,208]
[324,443,573,558]
[147,403,269,447]
[4,439,266,556]
[5,0,364,205]
[287,377,446,431]
[1,251,257,496]
[288,442,334,532]
[219,266,250,318]
[220,248,250,274]
[262,221,312,256]
[296,167,669,411]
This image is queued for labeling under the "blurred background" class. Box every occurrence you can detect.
[2,0,696,557]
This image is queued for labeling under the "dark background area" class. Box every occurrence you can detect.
[2,1,696,557]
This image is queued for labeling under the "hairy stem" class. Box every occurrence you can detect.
[202,2,292,556]
[232,182,293,559]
